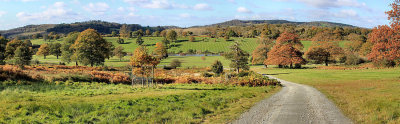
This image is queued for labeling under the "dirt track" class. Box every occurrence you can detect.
[233,75,352,124]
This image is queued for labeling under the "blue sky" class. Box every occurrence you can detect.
[0,0,394,30]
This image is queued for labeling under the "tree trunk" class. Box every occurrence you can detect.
[75,61,78,66]
[325,58,329,66]
[237,67,240,73]
[152,66,155,87]
[44,56,46,59]
[56,55,59,59]
[290,63,293,69]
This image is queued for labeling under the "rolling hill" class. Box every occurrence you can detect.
[0,19,356,39]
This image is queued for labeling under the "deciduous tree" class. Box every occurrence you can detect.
[113,46,126,61]
[119,24,130,38]
[367,0,400,66]
[0,36,8,65]
[166,30,177,42]
[154,42,168,59]
[36,43,50,59]
[72,29,112,67]
[14,42,32,68]
[62,32,79,64]
[49,43,62,59]
[264,32,305,68]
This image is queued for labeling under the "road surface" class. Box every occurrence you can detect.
[233,75,352,124]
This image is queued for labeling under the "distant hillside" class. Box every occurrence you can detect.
[0,19,357,38]
[193,19,355,28]
[0,20,174,38]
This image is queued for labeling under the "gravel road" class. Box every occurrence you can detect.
[233,75,352,124]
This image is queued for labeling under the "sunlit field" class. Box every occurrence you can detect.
[252,66,400,123]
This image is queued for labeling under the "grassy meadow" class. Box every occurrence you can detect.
[252,66,400,124]
[0,82,280,123]
[31,37,349,54]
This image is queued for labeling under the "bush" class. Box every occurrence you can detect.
[170,59,182,69]
[345,53,363,65]
[238,72,250,77]
[202,72,214,77]
[211,60,223,75]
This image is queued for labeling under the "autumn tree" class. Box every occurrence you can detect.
[0,36,8,65]
[154,42,168,59]
[36,43,50,59]
[189,36,195,42]
[62,32,79,64]
[252,38,273,65]
[119,24,130,38]
[211,60,223,75]
[49,43,62,59]
[113,46,126,61]
[72,29,113,67]
[166,30,177,42]
[130,46,148,86]
[224,42,249,73]
[129,46,160,87]
[264,32,305,68]
[306,41,344,66]
[367,0,400,66]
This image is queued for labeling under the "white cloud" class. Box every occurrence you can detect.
[335,9,358,18]
[0,11,6,17]
[84,2,110,15]
[124,0,188,9]
[179,13,191,18]
[277,0,368,9]
[193,3,212,10]
[16,2,78,22]
[237,7,253,13]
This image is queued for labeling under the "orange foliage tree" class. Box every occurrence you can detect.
[36,43,50,59]
[129,46,160,87]
[368,0,400,66]
[264,31,305,68]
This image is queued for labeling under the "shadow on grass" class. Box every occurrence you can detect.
[119,42,132,44]
[263,73,290,76]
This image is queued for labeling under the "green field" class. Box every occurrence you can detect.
[252,66,400,124]
[0,82,280,123]
[31,37,348,54]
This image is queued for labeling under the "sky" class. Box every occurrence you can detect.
[0,0,394,30]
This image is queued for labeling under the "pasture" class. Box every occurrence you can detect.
[0,83,280,123]
[252,66,400,124]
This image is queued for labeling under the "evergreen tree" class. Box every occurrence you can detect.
[224,42,249,73]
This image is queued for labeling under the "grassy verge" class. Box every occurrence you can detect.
[252,66,400,124]
[0,82,280,123]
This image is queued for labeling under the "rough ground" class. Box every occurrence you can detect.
[233,75,352,124]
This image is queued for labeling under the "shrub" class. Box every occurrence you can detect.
[211,60,223,75]
[170,59,182,69]
[238,71,250,77]
[202,72,213,77]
